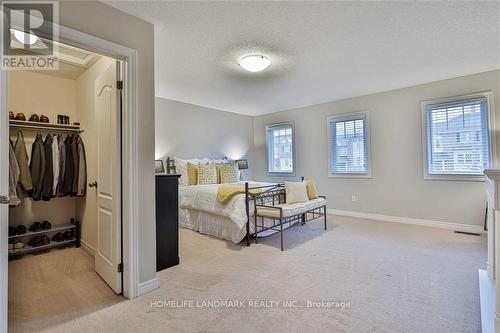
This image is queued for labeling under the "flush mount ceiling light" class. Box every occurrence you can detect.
[239,54,270,72]
[12,29,38,45]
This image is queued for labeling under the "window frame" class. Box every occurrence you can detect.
[265,121,296,177]
[327,111,372,178]
[421,91,496,182]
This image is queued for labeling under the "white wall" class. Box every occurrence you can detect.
[59,1,156,284]
[155,98,254,175]
[253,70,500,227]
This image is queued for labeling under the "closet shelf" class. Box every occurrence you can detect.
[9,120,83,133]
[9,239,76,257]
[9,223,76,239]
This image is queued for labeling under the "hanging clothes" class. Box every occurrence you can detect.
[76,136,87,196]
[14,131,32,199]
[41,134,54,201]
[71,134,79,196]
[29,134,46,201]
[51,134,59,196]
[60,135,74,196]
[9,139,20,206]
[57,134,66,197]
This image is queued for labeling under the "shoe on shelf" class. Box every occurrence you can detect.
[39,115,49,123]
[15,225,27,235]
[9,226,16,237]
[14,241,25,249]
[28,222,41,232]
[28,114,39,122]
[41,221,51,230]
[14,113,26,121]
[28,236,41,247]
[62,230,73,241]
[40,235,50,246]
[9,111,14,120]
[51,233,64,242]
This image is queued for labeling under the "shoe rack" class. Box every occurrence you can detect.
[9,220,81,258]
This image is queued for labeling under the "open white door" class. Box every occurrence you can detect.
[0,70,9,332]
[94,61,122,294]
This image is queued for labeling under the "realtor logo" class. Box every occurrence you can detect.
[1,1,59,70]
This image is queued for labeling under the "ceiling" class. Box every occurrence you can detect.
[12,32,102,80]
[106,1,500,116]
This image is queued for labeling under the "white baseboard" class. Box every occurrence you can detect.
[328,209,485,234]
[138,277,159,297]
[80,239,95,256]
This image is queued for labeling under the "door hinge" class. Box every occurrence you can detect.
[118,263,124,273]
[117,80,123,90]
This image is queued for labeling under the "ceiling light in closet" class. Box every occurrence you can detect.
[239,54,270,72]
[12,29,38,45]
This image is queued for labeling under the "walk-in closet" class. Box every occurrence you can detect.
[7,40,123,331]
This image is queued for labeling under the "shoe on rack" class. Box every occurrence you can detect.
[9,111,14,120]
[28,222,41,232]
[14,241,25,249]
[28,114,39,122]
[51,233,64,242]
[9,226,16,237]
[14,113,26,121]
[62,230,73,241]
[16,225,27,235]
[39,115,49,123]
[28,236,41,247]
[40,235,50,246]
[41,221,51,230]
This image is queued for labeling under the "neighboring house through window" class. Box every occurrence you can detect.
[327,111,371,177]
[266,122,295,175]
[422,92,494,180]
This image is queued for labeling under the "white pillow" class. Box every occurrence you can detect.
[285,181,309,204]
[174,157,202,186]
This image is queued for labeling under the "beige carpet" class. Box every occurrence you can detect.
[8,247,124,332]
[14,215,486,332]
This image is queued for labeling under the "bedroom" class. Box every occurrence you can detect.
[143,1,498,331]
[0,1,499,333]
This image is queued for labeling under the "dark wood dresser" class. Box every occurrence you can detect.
[155,174,180,271]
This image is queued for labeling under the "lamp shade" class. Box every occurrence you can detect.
[235,159,248,170]
[155,160,165,173]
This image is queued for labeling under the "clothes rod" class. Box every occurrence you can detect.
[9,120,83,133]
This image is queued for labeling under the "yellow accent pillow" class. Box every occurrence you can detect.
[197,162,217,185]
[306,178,319,200]
[218,163,238,183]
[187,162,199,185]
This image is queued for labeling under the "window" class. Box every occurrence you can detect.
[422,92,493,180]
[266,122,295,175]
[327,112,371,177]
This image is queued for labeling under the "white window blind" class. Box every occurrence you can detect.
[425,98,490,176]
[328,112,370,176]
[266,122,295,174]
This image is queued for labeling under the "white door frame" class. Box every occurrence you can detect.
[0,23,141,332]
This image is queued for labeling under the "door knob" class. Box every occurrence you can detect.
[88,181,98,188]
[0,195,10,205]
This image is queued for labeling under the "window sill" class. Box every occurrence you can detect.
[267,172,296,177]
[423,174,485,182]
[328,173,372,179]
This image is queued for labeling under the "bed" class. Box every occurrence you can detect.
[179,181,271,243]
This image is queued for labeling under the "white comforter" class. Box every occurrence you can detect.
[179,181,265,230]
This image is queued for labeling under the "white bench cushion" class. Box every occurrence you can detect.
[256,198,326,218]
